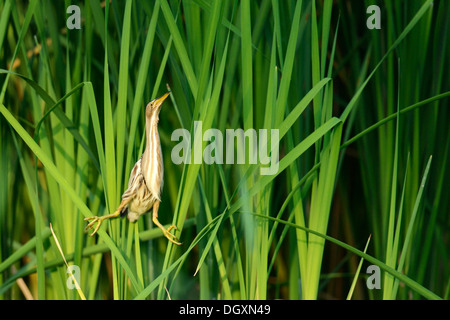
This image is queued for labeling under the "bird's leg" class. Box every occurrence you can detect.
[84,199,129,236]
[152,200,181,245]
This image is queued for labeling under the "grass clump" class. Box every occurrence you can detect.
[0,0,448,300]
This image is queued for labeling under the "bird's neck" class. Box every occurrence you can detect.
[142,115,163,198]
[145,116,160,159]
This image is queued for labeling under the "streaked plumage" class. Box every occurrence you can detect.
[119,157,157,222]
[84,92,180,245]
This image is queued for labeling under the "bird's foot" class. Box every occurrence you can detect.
[161,224,182,245]
[84,211,121,236]
[84,216,103,236]
[84,214,116,236]
[84,216,107,236]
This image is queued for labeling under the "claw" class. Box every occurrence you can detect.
[84,216,103,236]
[84,211,121,237]
[167,224,177,232]
[163,224,182,245]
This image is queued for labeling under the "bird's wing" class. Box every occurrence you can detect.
[120,159,142,201]
[127,158,142,188]
[119,158,144,217]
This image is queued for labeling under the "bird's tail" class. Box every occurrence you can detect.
[120,206,128,218]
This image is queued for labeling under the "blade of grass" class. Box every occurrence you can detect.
[10,130,46,299]
[347,235,371,300]
[193,178,232,301]
[160,0,198,97]
[0,0,11,52]
[240,0,253,131]
[49,223,86,300]
[342,91,450,149]
[279,78,331,141]
[116,0,133,192]
[392,155,433,298]
[383,83,401,299]
[0,0,38,104]
[274,0,303,127]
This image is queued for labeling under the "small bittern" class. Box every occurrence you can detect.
[84,92,181,245]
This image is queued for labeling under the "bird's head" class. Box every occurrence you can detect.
[145,92,170,119]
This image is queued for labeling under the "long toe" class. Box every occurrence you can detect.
[84,216,101,235]
[167,224,178,232]
[90,220,102,236]
[164,230,182,245]
[84,218,97,231]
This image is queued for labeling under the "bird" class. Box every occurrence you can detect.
[84,92,181,245]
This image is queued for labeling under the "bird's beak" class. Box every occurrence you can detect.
[153,92,170,109]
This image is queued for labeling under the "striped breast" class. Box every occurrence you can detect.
[141,118,164,201]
